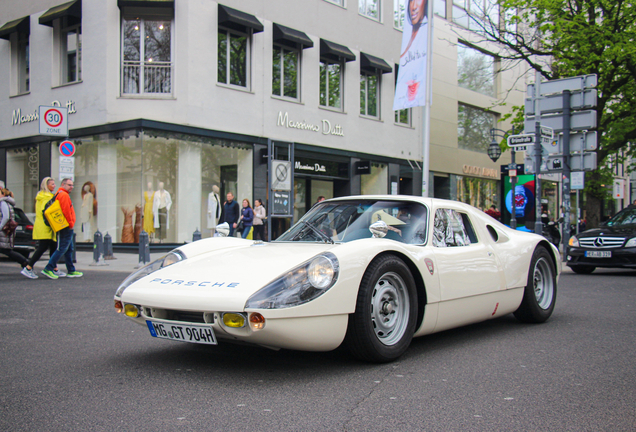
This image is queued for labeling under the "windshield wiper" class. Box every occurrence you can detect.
[300,220,334,244]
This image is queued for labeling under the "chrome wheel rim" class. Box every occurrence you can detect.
[371,272,410,346]
[533,257,555,309]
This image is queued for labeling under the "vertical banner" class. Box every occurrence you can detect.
[393,0,430,110]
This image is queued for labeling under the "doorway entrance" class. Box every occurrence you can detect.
[294,178,334,220]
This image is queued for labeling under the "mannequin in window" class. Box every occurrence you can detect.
[207,185,221,232]
[80,183,94,241]
[143,182,155,237]
[153,181,172,241]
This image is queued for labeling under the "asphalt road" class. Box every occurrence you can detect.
[1,262,635,432]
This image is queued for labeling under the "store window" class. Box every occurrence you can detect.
[457,103,496,152]
[53,129,253,244]
[360,71,379,117]
[218,28,249,88]
[457,43,496,97]
[452,0,499,30]
[360,0,381,20]
[121,17,172,95]
[5,146,40,211]
[272,45,299,99]
[361,163,388,194]
[455,175,499,211]
[0,16,30,95]
[320,39,356,111]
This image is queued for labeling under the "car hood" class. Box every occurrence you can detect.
[121,240,337,311]
[577,225,636,238]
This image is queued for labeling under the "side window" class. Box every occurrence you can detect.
[433,208,475,247]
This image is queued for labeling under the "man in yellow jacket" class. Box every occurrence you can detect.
[42,178,83,279]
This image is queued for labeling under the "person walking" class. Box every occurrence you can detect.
[238,199,254,239]
[0,188,30,273]
[252,199,266,241]
[20,177,65,279]
[42,178,83,279]
[220,192,240,237]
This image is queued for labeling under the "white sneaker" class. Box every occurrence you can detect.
[53,269,67,278]
[21,267,38,279]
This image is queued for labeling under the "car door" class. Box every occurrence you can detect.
[431,208,504,301]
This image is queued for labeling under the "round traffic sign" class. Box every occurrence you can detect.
[44,108,64,128]
[59,140,76,157]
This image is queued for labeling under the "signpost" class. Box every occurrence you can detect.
[39,106,68,137]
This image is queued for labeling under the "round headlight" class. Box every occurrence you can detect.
[307,255,336,289]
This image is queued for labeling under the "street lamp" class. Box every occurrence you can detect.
[488,127,518,229]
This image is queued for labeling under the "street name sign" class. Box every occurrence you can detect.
[39,106,68,137]
[507,134,534,147]
[541,126,554,139]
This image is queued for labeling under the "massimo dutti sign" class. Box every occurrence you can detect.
[277,111,344,137]
[11,100,77,126]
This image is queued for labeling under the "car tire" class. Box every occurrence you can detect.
[570,265,595,274]
[514,246,557,323]
[345,254,418,363]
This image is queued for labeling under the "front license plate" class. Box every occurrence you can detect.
[585,251,611,258]
[146,320,217,345]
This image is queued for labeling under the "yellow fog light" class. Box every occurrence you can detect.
[222,313,246,328]
[249,313,266,331]
[124,304,140,318]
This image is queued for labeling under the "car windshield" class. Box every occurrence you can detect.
[276,200,429,244]
[603,207,636,227]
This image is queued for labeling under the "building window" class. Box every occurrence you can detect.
[121,17,172,95]
[360,0,380,20]
[394,0,405,29]
[0,16,31,95]
[452,0,499,30]
[457,103,496,152]
[61,18,81,84]
[16,32,29,93]
[434,0,447,18]
[273,46,299,99]
[320,59,343,109]
[360,72,379,117]
[325,0,345,7]
[394,63,411,125]
[218,28,249,88]
[457,43,496,97]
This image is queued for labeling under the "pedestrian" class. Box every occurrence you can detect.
[20,177,65,279]
[252,198,266,241]
[220,192,240,237]
[41,178,83,279]
[316,196,326,204]
[0,188,30,273]
[485,205,501,221]
[238,199,254,239]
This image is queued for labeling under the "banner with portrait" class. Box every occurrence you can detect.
[393,0,430,110]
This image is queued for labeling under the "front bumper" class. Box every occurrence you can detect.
[566,246,636,269]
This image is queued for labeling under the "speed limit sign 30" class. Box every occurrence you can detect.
[39,106,69,137]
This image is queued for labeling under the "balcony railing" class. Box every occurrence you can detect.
[122,61,172,95]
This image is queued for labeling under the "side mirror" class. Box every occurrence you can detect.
[215,222,230,237]
[369,220,388,238]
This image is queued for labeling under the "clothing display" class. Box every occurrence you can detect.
[153,183,172,240]
[207,191,221,229]
[80,189,94,241]
[143,190,155,234]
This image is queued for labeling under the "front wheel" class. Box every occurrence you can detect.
[514,246,557,323]
[345,255,418,363]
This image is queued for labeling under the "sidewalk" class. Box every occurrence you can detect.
[15,251,167,275]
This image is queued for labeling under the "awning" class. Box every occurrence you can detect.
[320,39,355,63]
[360,52,392,74]
[218,4,263,34]
[39,0,82,27]
[273,23,313,49]
[117,0,174,8]
[0,16,30,40]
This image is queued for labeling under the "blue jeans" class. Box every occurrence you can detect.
[241,225,252,239]
[45,228,75,273]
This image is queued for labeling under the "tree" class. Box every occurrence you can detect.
[467,0,636,227]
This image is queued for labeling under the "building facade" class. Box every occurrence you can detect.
[0,0,527,243]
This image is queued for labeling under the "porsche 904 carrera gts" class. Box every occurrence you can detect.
[114,196,560,363]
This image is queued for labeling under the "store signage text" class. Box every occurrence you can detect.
[462,165,499,179]
[277,111,344,137]
[295,161,327,173]
[11,100,77,126]
[28,147,39,181]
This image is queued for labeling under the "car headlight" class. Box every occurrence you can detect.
[114,250,186,298]
[569,236,579,247]
[626,237,636,248]
[245,253,339,309]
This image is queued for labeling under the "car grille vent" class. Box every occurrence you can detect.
[147,308,208,323]
[579,236,625,248]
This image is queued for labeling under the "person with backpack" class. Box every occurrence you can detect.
[20,177,66,279]
[42,178,83,279]
[0,188,30,274]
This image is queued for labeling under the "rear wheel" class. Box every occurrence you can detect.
[570,265,595,274]
[514,246,557,323]
[345,255,417,363]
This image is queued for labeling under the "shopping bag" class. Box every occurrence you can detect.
[42,194,58,227]
[44,199,69,232]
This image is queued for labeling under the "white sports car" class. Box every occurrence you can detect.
[114,196,560,363]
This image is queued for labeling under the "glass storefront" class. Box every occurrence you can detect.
[361,163,388,195]
[454,175,499,211]
[6,146,40,213]
[15,128,255,244]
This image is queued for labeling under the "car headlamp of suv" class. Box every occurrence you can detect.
[245,252,339,309]
[569,236,579,247]
[625,237,636,248]
[115,250,186,297]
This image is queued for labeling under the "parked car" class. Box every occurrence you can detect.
[114,196,560,363]
[566,204,636,274]
[12,208,36,258]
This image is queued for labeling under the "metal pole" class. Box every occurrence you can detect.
[562,90,572,253]
[510,148,517,230]
[534,121,543,235]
